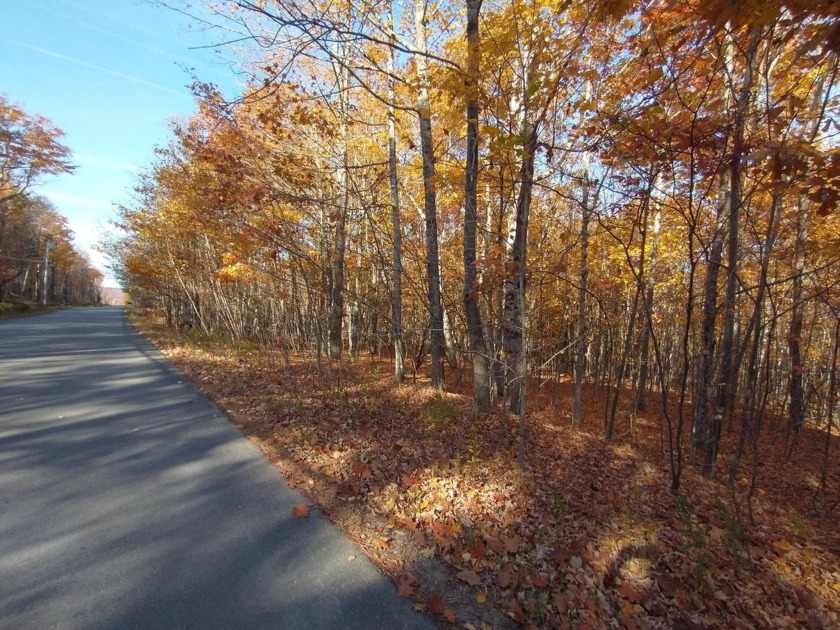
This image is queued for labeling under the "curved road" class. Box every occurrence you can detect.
[0,306,433,629]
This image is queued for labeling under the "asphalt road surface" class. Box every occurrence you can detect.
[0,306,434,629]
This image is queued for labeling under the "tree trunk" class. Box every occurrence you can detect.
[707,32,760,476]
[502,122,536,414]
[572,174,590,425]
[693,173,729,457]
[817,316,840,501]
[464,0,490,410]
[328,61,350,360]
[726,191,781,483]
[387,2,404,383]
[788,195,806,431]
[349,220,365,359]
[635,180,661,414]
[328,183,346,360]
[786,66,831,431]
[414,0,444,389]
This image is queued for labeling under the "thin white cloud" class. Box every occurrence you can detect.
[33,3,227,78]
[75,154,140,174]
[57,0,187,46]
[4,39,192,100]
[44,192,113,213]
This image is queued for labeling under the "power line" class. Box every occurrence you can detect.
[0,253,42,263]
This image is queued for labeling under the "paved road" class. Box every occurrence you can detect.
[0,307,434,629]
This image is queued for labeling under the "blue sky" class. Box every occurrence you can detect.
[1,0,239,286]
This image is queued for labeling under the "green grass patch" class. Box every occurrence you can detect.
[423,393,461,427]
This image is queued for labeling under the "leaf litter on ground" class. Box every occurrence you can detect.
[132,310,840,629]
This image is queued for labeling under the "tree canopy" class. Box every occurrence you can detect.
[0,96,100,305]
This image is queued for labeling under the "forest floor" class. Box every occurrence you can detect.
[130,310,840,630]
[0,300,64,319]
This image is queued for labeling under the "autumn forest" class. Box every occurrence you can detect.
[101,0,840,627]
[0,95,102,307]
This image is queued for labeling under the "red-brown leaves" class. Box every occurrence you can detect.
[469,538,486,560]
[456,569,482,586]
[425,595,457,623]
[495,565,515,589]
[135,313,840,630]
[503,534,520,554]
[397,573,417,598]
[549,546,572,563]
[291,504,310,518]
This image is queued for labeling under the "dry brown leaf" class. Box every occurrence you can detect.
[429,595,444,615]
[401,474,421,490]
[655,573,678,597]
[618,581,645,604]
[352,461,371,479]
[548,547,572,562]
[496,565,515,589]
[470,538,487,560]
[397,578,416,598]
[618,612,639,630]
[504,535,520,554]
[457,569,482,586]
[505,598,525,623]
[292,504,310,518]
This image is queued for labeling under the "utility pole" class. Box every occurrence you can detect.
[42,239,54,305]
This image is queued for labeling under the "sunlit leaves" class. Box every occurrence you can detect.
[0,94,74,204]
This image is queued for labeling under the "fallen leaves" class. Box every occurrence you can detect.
[134,312,840,630]
[292,503,311,518]
[469,537,486,560]
[457,569,482,586]
[503,534,520,554]
[617,580,646,604]
[397,573,417,598]
[496,565,515,589]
